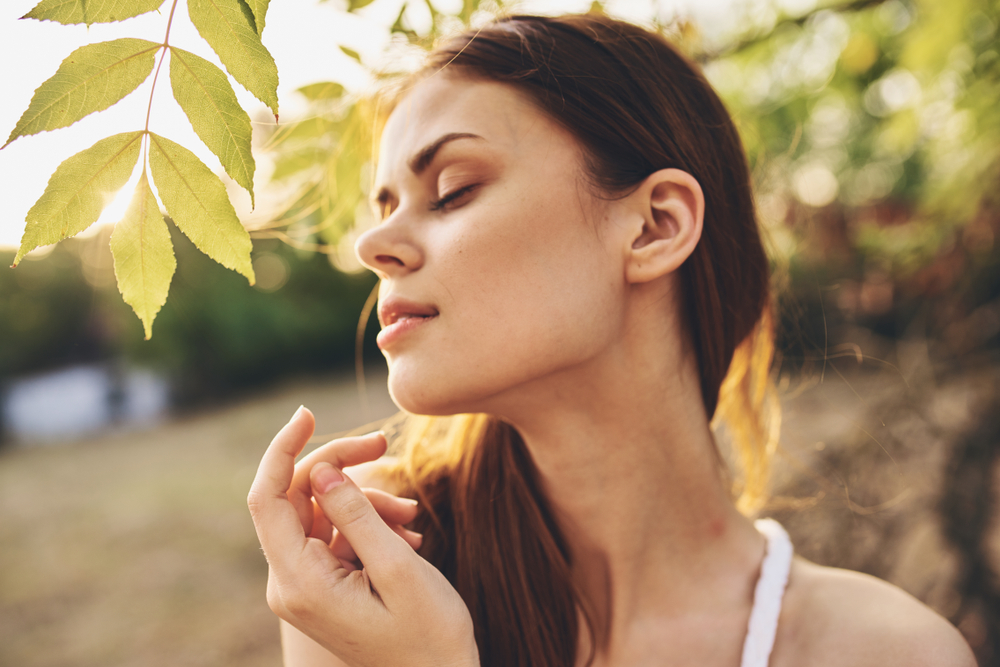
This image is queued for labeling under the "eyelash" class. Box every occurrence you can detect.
[429,183,479,212]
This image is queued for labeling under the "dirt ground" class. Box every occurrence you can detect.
[1,361,996,666]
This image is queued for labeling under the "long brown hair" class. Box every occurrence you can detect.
[379,14,778,666]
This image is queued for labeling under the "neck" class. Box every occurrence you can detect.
[491,291,765,653]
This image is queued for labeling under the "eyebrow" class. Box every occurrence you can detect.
[408,132,484,175]
[372,132,485,212]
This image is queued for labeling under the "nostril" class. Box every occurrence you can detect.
[376,254,406,267]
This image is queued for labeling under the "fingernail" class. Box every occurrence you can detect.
[402,497,419,506]
[291,405,305,421]
[314,465,345,494]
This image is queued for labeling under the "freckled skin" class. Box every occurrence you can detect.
[357,75,628,417]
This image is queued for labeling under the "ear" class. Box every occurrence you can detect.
[625,169,704,284]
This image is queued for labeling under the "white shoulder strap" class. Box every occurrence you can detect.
[740,518,793,667]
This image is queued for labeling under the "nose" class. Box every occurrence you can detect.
[354,217,424,279]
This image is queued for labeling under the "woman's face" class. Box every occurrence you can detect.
[355,74,631,416]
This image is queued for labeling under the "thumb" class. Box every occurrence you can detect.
[310,462,414,590]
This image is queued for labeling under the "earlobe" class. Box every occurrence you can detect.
[625,169,704,284]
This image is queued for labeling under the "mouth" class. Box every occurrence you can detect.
[382,311,438,326]
[377,298,439,349]
[380,304,439,327]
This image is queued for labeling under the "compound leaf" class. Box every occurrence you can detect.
[169,46,255,206]
[187,0,278,116]
[111,171,175,339]
[4,38,160,148]
[22,0,167,25]
[243,0,269,34]
[148,132,254,282]
[13,131,143,266]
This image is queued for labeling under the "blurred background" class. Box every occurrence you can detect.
[1,0,998,664]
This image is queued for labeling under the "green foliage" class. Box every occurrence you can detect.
[22,0,167,25]
[244,0,270,34]
[110,172,176,339]
[12,0,996,344]
[14,131,143,266]
[693,0,1000,278]
[0,235,380,396]
[297,82,345,101]
[187,0,279,116]
[5,0,279,337]
[169,46,255,205]
[338,45,362,63]
[4,39,160,148]
[148,132,254,284]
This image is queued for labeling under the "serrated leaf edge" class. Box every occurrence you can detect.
[13,131,144,266]
[189,0,279,115]
[147,132,255,284]
[169,46,256,207]
[21,0,168,26]
[111,172,175,339]
[3,40,162,149]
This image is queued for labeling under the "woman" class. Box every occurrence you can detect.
[247,14,975,667]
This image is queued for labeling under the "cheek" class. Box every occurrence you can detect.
[398,192,623,410]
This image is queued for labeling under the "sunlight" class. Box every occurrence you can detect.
[92,167,148,233]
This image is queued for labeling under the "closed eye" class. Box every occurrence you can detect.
[429,183,479,212]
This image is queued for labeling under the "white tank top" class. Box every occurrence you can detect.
[739,519,793,667]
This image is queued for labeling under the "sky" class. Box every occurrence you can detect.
[0,0,743,252]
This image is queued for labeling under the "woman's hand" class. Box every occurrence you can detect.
[248,407,479,667]
[283,419,422,573]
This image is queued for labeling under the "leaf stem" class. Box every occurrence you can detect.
[143,0,181,162]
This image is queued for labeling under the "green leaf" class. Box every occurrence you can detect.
[22,0,167,25]
[147,132,255,283]
[348,0,376,11]
[169,46,255,207]
[243,0,269,34]
[187,0,279,117]
[4,39,160,148]
[111,171,175,339]
[271,146,326,181]
[13,131,143,266]
[296,82,345,101]
[339,45,362,63]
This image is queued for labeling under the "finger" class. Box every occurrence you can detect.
[247,406,316,568]
[289,432,388,530]
[310,462,416,593]
[329,527,358,565]
[394,525,424,551]
[318,488,416,543]
[310,499,333,542]
[362,487,420,526]
[329,523,422,565]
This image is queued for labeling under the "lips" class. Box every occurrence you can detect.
[377,297,438,350]
[378,297,439,327]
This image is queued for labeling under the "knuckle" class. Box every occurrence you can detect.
[265,579,286,617]
[246,489,266,518]
[336,492,372,528]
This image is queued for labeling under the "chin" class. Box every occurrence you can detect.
[386,361,499,417]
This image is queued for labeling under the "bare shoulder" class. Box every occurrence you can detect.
[773,558,975,667]
[343,455,404,494]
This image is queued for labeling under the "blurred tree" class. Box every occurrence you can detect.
[263,0,1000,347]
[0,230,378,408]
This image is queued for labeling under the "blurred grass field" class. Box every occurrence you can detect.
[0,370,397,667]
[1,361,996,666]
